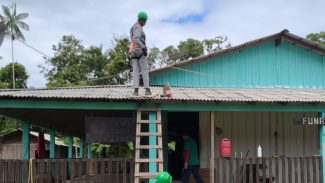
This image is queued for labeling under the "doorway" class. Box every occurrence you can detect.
[167,112,199,181]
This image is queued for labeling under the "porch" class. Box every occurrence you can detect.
[1,111,324,183]
[1,86,325,183]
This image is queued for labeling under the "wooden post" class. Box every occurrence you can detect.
[210,112,215,183]
[22,122,30,160]
[162,111,168,171]
[79,138,84,158]
[87,143,92,159]
[149,112,157,183]
[319,112,325,182]
[68,136,73,179]
[50,129,55,159]
[68,136,73,158]
[22,122,30,183]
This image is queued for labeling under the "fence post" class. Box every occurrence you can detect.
[68,136,73,158]
[22,122,30,183]
[87,144,92,159]
[210,112,215,183]
[162,111,168,171]
[22,122,30,160]
[50,129,55,159]
[79,138,84,158]
[319,112,325,182]
[68,136,73,179]
[50,129,56,180]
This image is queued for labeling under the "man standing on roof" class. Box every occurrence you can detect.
[182,132,204,183]
[129,11,151,96]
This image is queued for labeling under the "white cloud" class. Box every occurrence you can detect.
[0,0,324,87]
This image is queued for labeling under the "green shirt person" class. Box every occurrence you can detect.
[182,133,204,183]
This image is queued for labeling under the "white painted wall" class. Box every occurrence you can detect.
[199,112,319,168]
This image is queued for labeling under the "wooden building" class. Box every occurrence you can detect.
[0,130,69,159]
[0,30,325,182]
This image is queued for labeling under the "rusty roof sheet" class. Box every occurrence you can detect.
[0,86,325,103]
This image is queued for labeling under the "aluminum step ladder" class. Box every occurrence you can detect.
[135,108,163,183]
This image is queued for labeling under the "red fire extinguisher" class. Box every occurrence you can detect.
[219,138,232,158]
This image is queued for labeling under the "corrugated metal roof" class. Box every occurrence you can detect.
[1,85,325,103]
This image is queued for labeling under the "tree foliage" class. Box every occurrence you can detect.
[147,47,160,69]
[40,35,86,87]
[0,63,28,136]
[202,36,230,54]
[1,3,29,40]
[0,63,28,88]
[105,35,131,84]
[307,31,325,45]
[148,35,230,68]
[0,116,20,135]
[41,35,132,87]
[178,38,204,60]
[162,45,181,65]
[41,34,231,85]
[91,142,134,158]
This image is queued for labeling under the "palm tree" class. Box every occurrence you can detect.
[1,3,29,88]
[0,16,5,46]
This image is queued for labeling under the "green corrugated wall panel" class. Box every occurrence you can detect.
[192,64,199,87]
[208,58,215,87]
[317,55,323,87]
[201,61,209,86]
[229,53,236,87]
[150,40,325,88]
[323,56,325,86]
[178,64,185,86]
[169,70,176,86]
[151,74,157,85]
[297,46,304,88]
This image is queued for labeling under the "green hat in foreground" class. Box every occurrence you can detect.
[156,172,172,183]
[138,11,148,20]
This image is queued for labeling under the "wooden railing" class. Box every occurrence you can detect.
[0,158,134,183]
[215,156,323,183]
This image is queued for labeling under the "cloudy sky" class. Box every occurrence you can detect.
[0,0,324,87]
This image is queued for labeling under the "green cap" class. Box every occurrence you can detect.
[138,11,148,20]
[156,172,172,183]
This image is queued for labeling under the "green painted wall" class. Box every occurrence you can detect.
[150,40,325,88]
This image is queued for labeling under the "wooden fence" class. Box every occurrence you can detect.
[0,158,134,183]
[215,156,323,183]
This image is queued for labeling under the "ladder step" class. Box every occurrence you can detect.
[137,132,162,136]
[137,120,161,124]
[136,145,162,149]
[135,159,163,163]
[134,172,159,178]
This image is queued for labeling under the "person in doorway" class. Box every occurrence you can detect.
[129,11,151,96]
[182,133,204,183]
